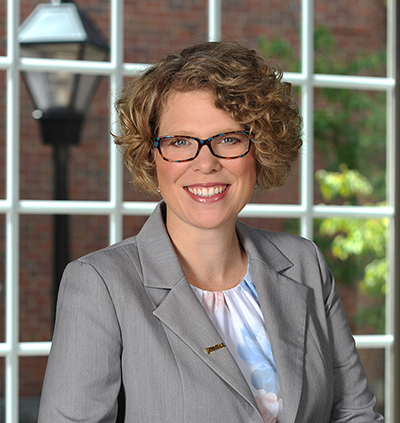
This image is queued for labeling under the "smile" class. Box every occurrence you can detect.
[186,185,228,198]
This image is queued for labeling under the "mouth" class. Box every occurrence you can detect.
[186,185,228,198]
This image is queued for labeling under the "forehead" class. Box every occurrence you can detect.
[158,90,241,137]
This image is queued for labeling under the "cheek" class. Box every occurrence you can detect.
[242,154,257,181]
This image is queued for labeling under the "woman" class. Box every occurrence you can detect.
[38,41,383,423]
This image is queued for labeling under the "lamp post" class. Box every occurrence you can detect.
[18,0,109,320]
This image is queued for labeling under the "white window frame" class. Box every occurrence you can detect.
[0,0,397,421]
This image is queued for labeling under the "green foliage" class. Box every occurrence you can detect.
[315,164,373,203]
[316,166,387,332]
[259,26,387,332]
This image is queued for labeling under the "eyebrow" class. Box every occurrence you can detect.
[158,129,244,138]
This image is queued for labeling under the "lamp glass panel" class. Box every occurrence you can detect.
[20,42,81,60]
[82,43,109,61]
[73,74,101,112]
[23,71,75,111]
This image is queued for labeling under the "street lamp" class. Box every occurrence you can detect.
[18,0,109,319]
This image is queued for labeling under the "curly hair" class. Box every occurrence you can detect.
[113,41,302,193]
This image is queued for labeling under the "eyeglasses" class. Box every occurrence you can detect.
[154,131,253,163]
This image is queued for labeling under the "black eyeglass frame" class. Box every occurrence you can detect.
[154,131,253,163]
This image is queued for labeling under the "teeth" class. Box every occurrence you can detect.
[187,185,227,197]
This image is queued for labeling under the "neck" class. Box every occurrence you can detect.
[165,212,248,291]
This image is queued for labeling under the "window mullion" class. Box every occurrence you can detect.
[208,0,221,42]
[109,0,125,245]
[6,0,20,421]
[300,0,314,240]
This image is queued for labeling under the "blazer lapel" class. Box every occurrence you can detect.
[152,278,259,409]
[136,203,259,411]
[238,222,310,423]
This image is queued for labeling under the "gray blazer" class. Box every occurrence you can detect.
[38,202,383,423]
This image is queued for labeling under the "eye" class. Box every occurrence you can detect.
[220,135,242,145]
[167,137,193,147]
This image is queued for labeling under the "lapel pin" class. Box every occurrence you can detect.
[204,343,226,355]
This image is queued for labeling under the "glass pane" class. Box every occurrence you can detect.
[0,357,5,422]
[20,214,109,342]
[70,215,109,260]
[314,218,387,335]
[0,71,5,199]
[19,356,47,423]
[69,78,110,201]
[238,217,300,236]
[19,215,53,342]
[0,215,5,343]
[314,1,387,77]
[123,167,160,202]
[222,0,301,73]
[119,74,159,203]
[251,161,301,205]
[124,1,207,63]
[123,215,152,240]
[0,0,5,57]
[314,89,386,206]
[20,78,110,201]
[358,348,385,417]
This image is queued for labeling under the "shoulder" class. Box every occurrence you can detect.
[79,235,139,263]
[64,235,143,285]
[237,221,330,286]
[237,220,318,258]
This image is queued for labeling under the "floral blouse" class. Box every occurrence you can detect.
[191,265,283,423]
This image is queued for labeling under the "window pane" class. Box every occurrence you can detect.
[251,161,301,205]
[124,1,207,64]
[238,217,300,236]
[0,0,5,56]
[314,1,387,77]
[314,89,387,206]
[0,357,5,422]
[120,74,159,203]
[70,215,109,260]
[69,78,110,201]
[19,215,53,342]
[358,348,385,417]
[0,215,4,343]
[314,218,387,335]
[19,214,109,342]
[123,170,160,202]
[0,71,5,199]
[222,0,301,73]
[123,215,152,240]
[19,356,47,423]
[19,78,110,201]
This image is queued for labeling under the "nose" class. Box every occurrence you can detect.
[193,143,221,173]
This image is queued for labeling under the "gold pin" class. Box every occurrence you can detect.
[204,343,226,355]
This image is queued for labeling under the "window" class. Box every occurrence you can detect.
[0,0,397,421]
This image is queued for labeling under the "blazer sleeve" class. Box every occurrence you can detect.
[312,243,384,422]
[38,260,123,423]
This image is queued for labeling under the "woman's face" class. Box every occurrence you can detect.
[155,90,257,232]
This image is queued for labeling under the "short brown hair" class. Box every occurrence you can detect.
[113,41,302,193]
